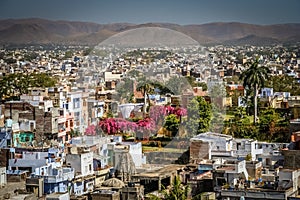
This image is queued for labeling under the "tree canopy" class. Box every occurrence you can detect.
[149,176,189,200]
[186,96,212,136]
[165,76,192,95]
[265,74,300,96]
[0,72,57,100]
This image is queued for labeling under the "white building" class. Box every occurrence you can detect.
[233,138,263,161]
[9,149,49,172]
[65,146,95,195]
[190,133,264,162]
[87,99,105,125]
[106,136,146,168]
[65,91,83,133]
[215,160,249,188]
[190,132,234,160]
[104,71,123,82]
[66,146,94,177]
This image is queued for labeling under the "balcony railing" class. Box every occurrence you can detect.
[58,130,66,137]
[36,169,75,183]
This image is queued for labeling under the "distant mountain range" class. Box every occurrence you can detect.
[0,18,300,46]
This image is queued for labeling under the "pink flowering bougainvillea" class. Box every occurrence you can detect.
[150,105,187,125]
[136,118,156,140]
[137,118,155,131]
[86,106,187,137]
[85,124,96,135]
[96,117,155,136]
[149,105,167,126]
[174,107,187,117]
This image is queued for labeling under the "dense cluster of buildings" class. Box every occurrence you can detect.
[0,43,300,199]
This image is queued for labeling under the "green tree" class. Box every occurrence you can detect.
[208,83,226,109]
[197,82,208,91]
[64,50,73,59]
[186,76,197,87]
[70,128,80,137]
[24,52,38,61]
[245,153,252,161]
[210,107,224,133]
[164,114,180,137]
[127,69,144,80]
[186,96,212,136]
[0,75,12,99]
[115,78,134,103]
[234,107,246,120]
[223,119,259,140]
[258,108,290,142]
[0,73,57,100]
[82,48,92,56]
[152,81,173,95]
[240,59,269,124]
[10,73,31,95]
[165,76,192,95]
[265,75,300,96]
[224,75,240,85]
[186,76,208,91]
[32,73,57,87]
[149,176,189,200]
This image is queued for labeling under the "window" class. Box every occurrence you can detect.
[103,149,107,155]
[30,122,35,131]
[64,103,69,110]
[73,98,80,109]
[74,112,80,121]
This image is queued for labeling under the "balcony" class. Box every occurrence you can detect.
[58,130,66,138]
[233,148,263,157]
[253,148,263,155]
[211,150,233,157]
[36,168,75,183]
[234,150,249,157]
[58,126,66,137]
[94,168,110,176]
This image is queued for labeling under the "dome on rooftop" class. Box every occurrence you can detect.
[101,178,125,188]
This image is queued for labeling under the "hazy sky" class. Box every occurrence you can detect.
[1,0,300,25]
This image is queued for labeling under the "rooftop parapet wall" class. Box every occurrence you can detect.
[281,150,300,169]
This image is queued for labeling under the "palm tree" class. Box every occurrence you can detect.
[240,59,269,124]
[137,79,173,115]
[148,176,189,200]
[137,81,154,115]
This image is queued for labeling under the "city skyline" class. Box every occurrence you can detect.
[1,0,300,25]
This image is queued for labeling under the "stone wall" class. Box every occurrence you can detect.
[282,150,300,169]
[0,148,9,167]
[91,191,120,200]
[190,140,210,163]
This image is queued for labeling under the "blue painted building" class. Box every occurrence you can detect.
[33,162,75,194]
[0,127,11,148]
